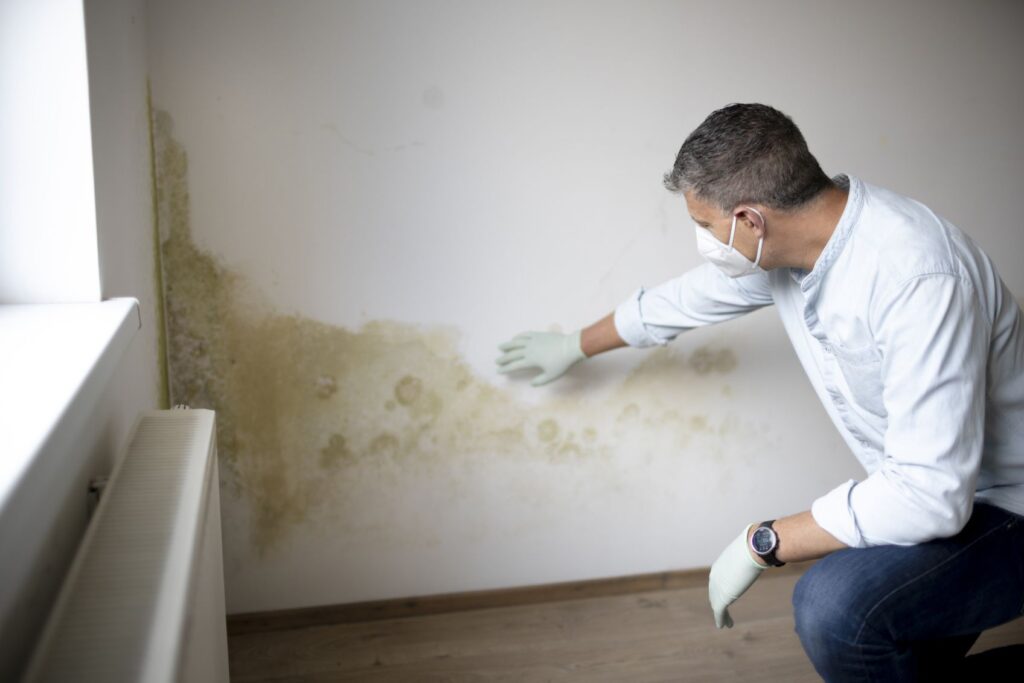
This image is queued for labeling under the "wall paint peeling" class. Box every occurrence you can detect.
[151,108,760,558]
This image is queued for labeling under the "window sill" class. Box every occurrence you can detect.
[0,298,141,512]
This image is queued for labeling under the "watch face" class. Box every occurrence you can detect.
[752,527,777,554]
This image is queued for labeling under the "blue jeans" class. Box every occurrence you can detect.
[792,500,1024,681]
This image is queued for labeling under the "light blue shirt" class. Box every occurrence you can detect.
[613,174,1024,548]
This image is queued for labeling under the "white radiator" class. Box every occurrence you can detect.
[22,408,230,683]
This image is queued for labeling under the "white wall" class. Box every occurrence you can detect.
[0,0,100,303]
[86,0,168,413]
[145,0,1024,614]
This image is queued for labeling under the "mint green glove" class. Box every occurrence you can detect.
[708,523,767,629]
[494,330,586,387]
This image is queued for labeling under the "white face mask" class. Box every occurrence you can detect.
[694,207,765,278]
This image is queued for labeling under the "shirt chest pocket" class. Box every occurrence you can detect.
[830,342,887,418]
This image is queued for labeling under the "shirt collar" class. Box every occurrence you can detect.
[790,173,863,291]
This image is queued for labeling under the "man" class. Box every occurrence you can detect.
[494,103,1024,680]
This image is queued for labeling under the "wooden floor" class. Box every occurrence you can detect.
[227,566,1024,682]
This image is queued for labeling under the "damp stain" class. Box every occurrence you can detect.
[688,415,709,432]
[152,107,752,557]
[618,403,640,422]
[315,374,337,399]
[537,419,559,442]
[394,375,422,405]
[688,347,737,375]
[320,432,353,468]
[369,432,401,456]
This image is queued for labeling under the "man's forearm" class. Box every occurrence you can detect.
[579,312,628,357]
[746,509,850,566]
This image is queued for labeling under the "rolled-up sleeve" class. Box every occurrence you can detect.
[811,273,989,548]
[613,263,774,348]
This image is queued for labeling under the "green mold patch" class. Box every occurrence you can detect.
[152,108,751,557]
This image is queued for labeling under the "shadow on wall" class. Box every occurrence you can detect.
[151,105,759,557]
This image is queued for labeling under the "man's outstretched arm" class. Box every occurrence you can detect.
[496,262,774,386]
[579,311,628,357]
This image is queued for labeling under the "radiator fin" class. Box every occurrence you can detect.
[24,409,220,683]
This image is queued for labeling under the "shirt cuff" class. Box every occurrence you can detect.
[613,286,669,348]
[811,479,866,549]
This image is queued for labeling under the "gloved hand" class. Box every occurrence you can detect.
[494,330,587,387]
[708,523,767,629]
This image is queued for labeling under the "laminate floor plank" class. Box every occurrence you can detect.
[228,568,1024,682]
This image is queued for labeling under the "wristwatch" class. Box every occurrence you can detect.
[750,520,786,567]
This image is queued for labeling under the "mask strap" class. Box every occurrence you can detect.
[740,206,766,266]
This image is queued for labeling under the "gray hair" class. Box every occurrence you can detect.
[663,103,833,211]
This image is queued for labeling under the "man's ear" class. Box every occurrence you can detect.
[734,206,767,238]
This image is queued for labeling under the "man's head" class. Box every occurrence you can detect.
[666,103,843,273]
[664,103,832,212]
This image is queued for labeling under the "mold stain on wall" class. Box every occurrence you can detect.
[152,108,757,557]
